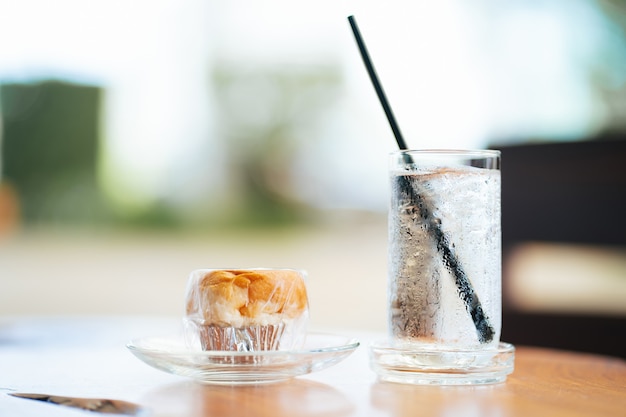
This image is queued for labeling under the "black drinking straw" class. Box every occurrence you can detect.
[347,15,494,343]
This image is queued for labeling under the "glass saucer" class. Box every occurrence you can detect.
[127,333,359,385]
[369,340,515,385]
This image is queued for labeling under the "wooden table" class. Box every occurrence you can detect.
[1,316,624,416]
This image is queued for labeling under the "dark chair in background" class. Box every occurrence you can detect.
[496,137,626,358]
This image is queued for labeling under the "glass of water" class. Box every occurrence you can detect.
[370,149,514,385]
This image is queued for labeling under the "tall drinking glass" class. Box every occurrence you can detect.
[370,149,514,385]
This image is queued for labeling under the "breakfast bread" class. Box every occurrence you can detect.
[184,269,309,351]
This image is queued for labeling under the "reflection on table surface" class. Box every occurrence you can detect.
[1,316,625,417]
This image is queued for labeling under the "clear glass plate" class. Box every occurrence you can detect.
[369,340,515,385]
[127,333,359,385]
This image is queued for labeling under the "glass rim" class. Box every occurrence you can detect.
[390,149,500,158]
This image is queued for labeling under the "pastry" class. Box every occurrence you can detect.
[184,268,309,351]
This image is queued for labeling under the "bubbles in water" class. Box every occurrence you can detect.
[389,167,501,347]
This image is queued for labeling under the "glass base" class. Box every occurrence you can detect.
[369,340,515,385]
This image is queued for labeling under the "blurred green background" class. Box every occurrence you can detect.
[0,0,625,352]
